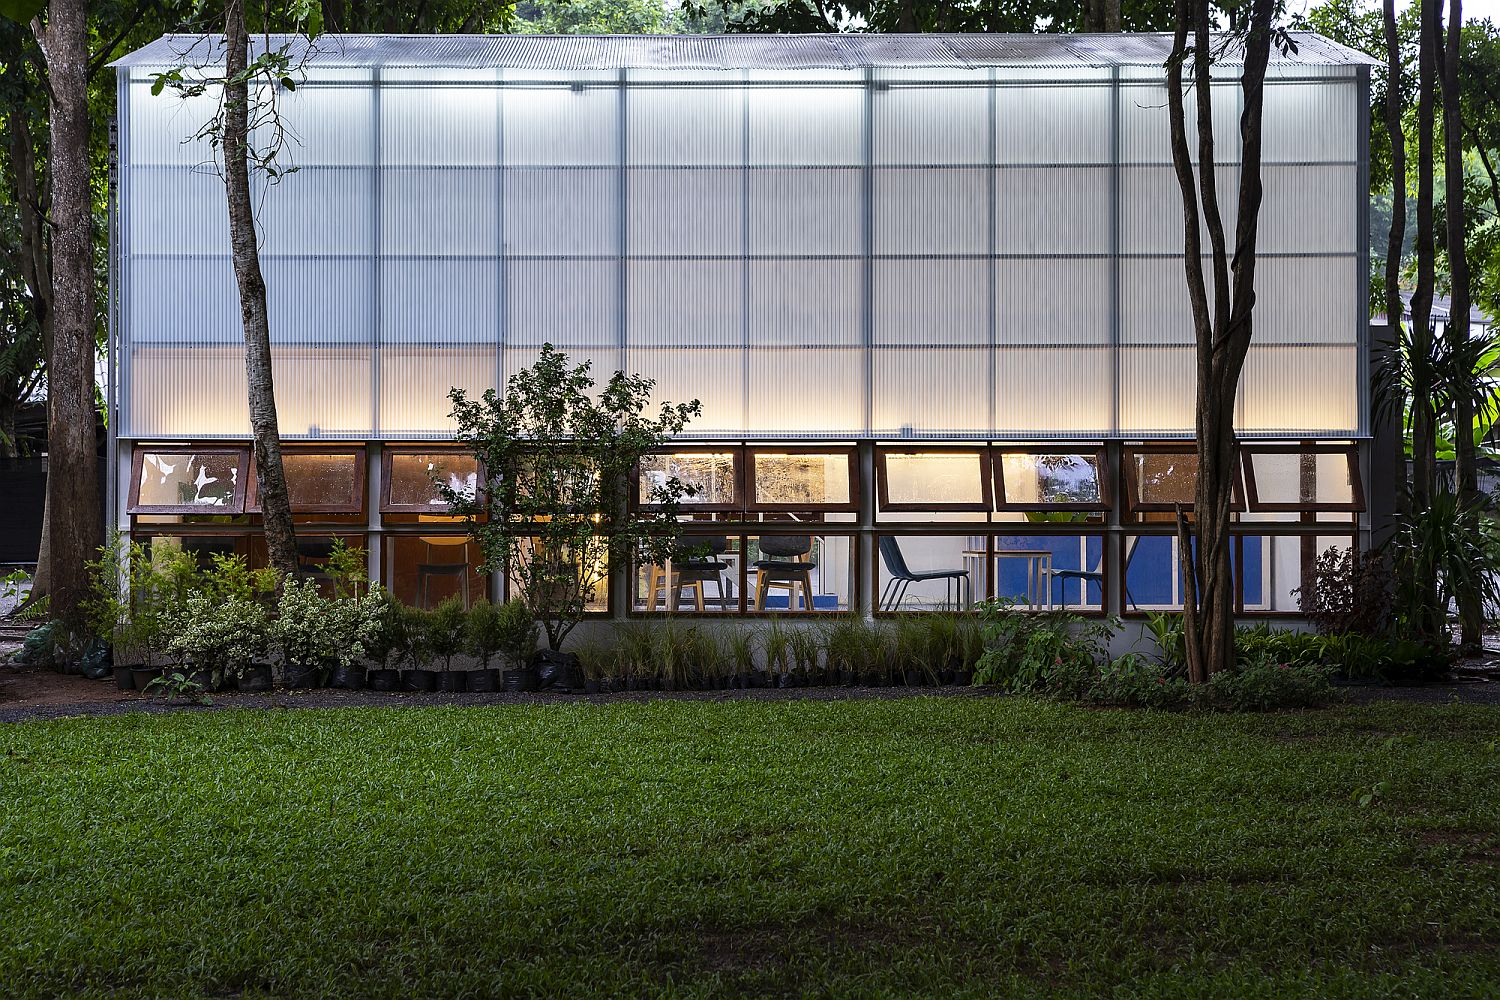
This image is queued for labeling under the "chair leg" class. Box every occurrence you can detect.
[754,570,767,611]
[800,572,814,611]
[880,578,896,612]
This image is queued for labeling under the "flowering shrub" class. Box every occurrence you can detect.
[271,578,388,674]
[164,591,269,678]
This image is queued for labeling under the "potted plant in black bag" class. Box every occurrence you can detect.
[427,595,470,692]
[496,598,539,692]
[464,598,504,692]
[365,592,404,691]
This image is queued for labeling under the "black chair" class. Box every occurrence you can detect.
[752,535,817,612]
[878,536,970,611]
[665,536,733,612]
[1043,537,1138,610]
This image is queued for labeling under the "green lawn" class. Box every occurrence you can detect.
[1,697,1497,999]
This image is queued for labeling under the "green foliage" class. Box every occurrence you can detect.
[270,577,387,678]
[1206,657,1337,712]
[1391,491,1500,643]
[1088,652,1194,709]
[492,598,539,672]
[393,605,433,671]
[324,539,370,599]
[759,619,793,676]
[973,599,1120,695]
[725,627,757,676]
[423,595,469,673]
[1293,545,1394,636]
[443,344,700,651]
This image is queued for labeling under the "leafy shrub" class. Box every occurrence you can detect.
[1293,546,1394,636]
[1088,653,1193,710]
[973,600,1119,696]
[165,590,269,680]
[423,596,470,673]
[1206,657,1335,712]
[270,577,386,678]
[493,598,538,672]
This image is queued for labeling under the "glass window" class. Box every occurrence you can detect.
[746,532,853,612]
[877,450,989,511]
[503,536,609,615]
[990,533,1106,612]
[1242,447,1363,512]
[136,532,252,570]
[748,450,855,509]
[384,534,487,610]
[639,451,739,508]
[876,534,986,611]
[633,534,743,614]
[995,451,1107,510]
[1235,533,1356,612]
[130,447,248,514]
[382,451,479,512]
[248,450,365,513]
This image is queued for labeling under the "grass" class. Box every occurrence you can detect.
[1,697,1497,998]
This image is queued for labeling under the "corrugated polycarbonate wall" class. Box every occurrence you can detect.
[118,62,1364,440]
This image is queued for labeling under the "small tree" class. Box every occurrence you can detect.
[442,344,700,651]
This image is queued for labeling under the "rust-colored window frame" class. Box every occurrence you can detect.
[635,446,746,513]
[380,447,483,515]
[128,445,250,515]
[1240,444,1365,513]
[1121,445,1244,514]
[875,446,993,513]
[745,446,859,514]
[247,447,367,515]
[992,446,1111,513]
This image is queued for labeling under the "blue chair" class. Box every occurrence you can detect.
[879,536,970,611]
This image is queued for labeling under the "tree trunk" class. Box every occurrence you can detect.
[1408,0,1443,642]
[33,0,100,633]
[1167,0,1275,681]
[223,0,299,580]
[1382,0,1409,522]
[1443,0,1479,650]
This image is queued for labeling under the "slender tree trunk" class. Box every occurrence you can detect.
[1382,0,1410,521]
[1442,0,1480,649]
[32,0,99,633]
[1409,0,1443,641]
[223,0,299,579]
[1167,0,1275,681]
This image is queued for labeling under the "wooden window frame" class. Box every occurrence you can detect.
[745,446,859,514]
[128,446,250,515]
[636,446,746,513]
[1240,444,1365,513]
[380,448,482,515]
[247,447,367,515]
[992,447,1111,513]
[1121,445,1244,514]
[875,446,993,513]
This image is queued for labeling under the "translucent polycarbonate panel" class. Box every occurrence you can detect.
[639,452,738,506]
[1117,82,1240,163]
[1120,164,1240,255]
[380,86,499,165]
[746,87,863,165]
[263,86,373,166]
[1253,257,1358,345]
[1245,450,1358,508]
[751,453,852,505]
[379,346,497,436]
[503,346,620,393]
[381,167,500,256]
[270,347,375,437]
[994,259,1110,346]
[501,86,618,166]
[627,262,742,347]
[129,256,240,344]
[747,259,861,347]
[997,452,1105,507]
[874,86,989,165]
[873,168,987,255]
[1262,81,1357,163]
[255,168,375,256]
[629,347,744,434]
[1119,258,1212,346]
[128,166,227,255]
[1239,534,1354,612]
[135,450,242,509]
[263,257,373,344]
[872,348,989,436]
[626,86,744,165]
[994,85,1111,164]
[994,347,1113,435]
[1258,165,1357,254]
[1119,346,1196,434]
[129,346,248,436]
[504,260,618,348]
[993,166,1110,255]
[747,348,863,435]
[126,81,221,165]
[502,168,617,256]
[877,535,984,611]
[627,168,742,256]
[1239,345,1360,434]
[381,258,500,344]
[747,169,862,255]
[873,259,988,345]
[882,452,987,506]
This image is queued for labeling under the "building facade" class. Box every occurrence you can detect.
[110,32,1379,618]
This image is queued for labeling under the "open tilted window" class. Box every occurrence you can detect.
[1121,447,1243,513]
[380,449,480,514]
[876,448,991,512]
[128,446,249,514]
[993,449,1109,512]
[248,448,366,514]
[637,449,742,510]
[746,448,857,512]
[1241,445,1364,513]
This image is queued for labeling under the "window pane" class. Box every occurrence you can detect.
[634,535,742,613]
[1237,534,1353,611]
[1246,450,1358,509]
[263,452,363,511]
[752,453,851,506]
[998,452,1104,507]
[881,451,986,507]
[877,535,985,610]
[386,452,478,509]
[639,452,737,507]
[384,534,486,610]
[135,451,243,510]
[506,537,609,614]
[747,533,853,612]
[1128,451,1198,508]
[992,534,1105,611]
